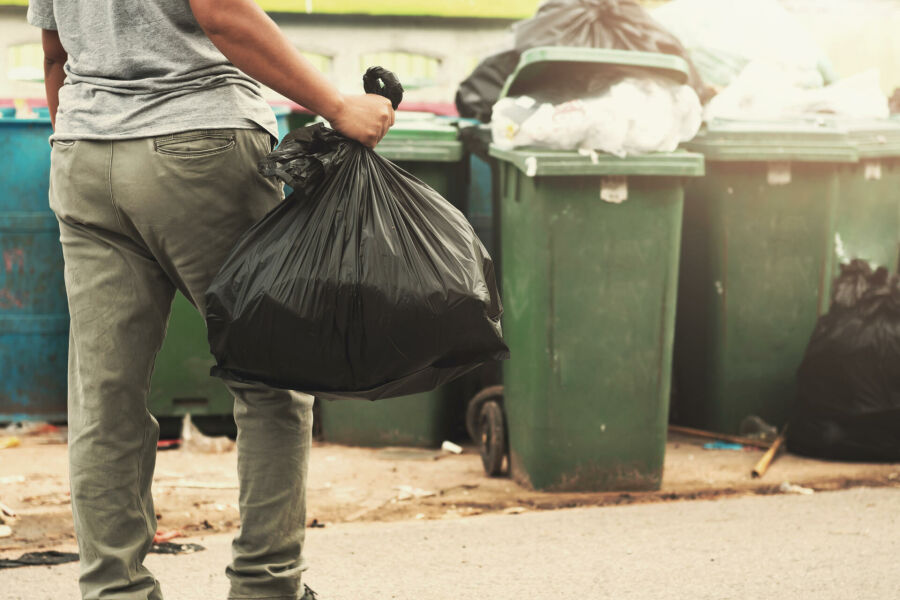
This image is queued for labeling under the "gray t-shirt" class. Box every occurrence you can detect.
[27,0,278,141]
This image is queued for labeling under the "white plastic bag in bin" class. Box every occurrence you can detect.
[491,76,702,157]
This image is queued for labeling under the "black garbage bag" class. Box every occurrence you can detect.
[455,0,710,122]
[205,123,509,401]
[789,260,900,461]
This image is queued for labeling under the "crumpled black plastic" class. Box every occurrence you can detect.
[789,260,900,461]
[0,551,79,569]
[206,123,509,400]
[455,0,710,122]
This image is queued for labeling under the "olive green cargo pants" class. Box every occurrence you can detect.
[49,128,313,600]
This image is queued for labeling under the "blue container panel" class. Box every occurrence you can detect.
[468,154,495,258]
[0,218,68,315]
[272,105,290,142]
[1,120,54,212]
[0,318,68,422]
[0,117,68,422]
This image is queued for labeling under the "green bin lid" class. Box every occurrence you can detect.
[684,119,858,163]
[500,47,690,99]
[378,116,461,162]
[317,112,462,162]
[827,118,900,159]
[488,146,704,177]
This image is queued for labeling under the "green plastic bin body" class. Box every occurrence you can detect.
[492,148,704,491]
[831,120,900,273]
[487,46,702,491]
[148,293,234,424]
[674,121,860,434]
[319,115,470,447]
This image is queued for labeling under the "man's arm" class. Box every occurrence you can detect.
[189,0,393,147]
[41,29,67,130]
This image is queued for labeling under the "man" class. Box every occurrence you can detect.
[27,1,394,598]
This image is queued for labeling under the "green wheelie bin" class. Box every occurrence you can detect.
[673,120,862,435]
[490,48,705,491]
[319,114,472,447]
[831,119,900,274]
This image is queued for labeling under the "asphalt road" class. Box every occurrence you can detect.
[3,487,898,600]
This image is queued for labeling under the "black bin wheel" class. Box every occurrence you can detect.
[479,400,507,477]
[466,385,504,442]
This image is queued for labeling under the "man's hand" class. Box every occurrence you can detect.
[329,95,394,148]
[190,0,395,147]
[41,29,67,130]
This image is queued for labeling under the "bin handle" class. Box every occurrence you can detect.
[363,66,404,110]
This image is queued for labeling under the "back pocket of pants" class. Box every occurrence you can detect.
[154,130,236,158]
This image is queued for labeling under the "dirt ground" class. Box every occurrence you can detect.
[1,428,898,554]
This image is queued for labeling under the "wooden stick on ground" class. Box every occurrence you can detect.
[667,424,772,449]
[752,427,788,479]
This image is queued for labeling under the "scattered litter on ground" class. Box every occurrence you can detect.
[0,475,25,485]
[0,550,79,569]
[0,525,13,538]
[414,513,425,520]
[441,441,463,455]
[779,482,815,496]
[503,507,528,515]
[752,428,788,479]
[157,439,181,450]
[149,542,205,555]
[153,529,183,544]
[703,442,744,451]
[2,422,59,436]
[376,448,443,461]
[0,423,66,445]
[21,492,70,506]
[739,416,779,443]
[0,437,21,450]
[0,500,17,518]
[180,415,234,454]
[669,425,772,449]
[395,486,436,501]
[308,519,326,528]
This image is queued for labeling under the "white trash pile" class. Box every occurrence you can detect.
[491,76,703,157]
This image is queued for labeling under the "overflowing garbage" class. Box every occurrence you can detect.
[491,74,701,155]
[703,64,889,121]
[651,0,835,90]
[790,261,900,462]
[455,0,708,123]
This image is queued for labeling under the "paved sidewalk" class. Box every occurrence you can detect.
[3,487,898,600]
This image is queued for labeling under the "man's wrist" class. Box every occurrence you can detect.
[318,92,345,123]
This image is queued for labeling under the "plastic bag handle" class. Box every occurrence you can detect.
[363,66,404,110]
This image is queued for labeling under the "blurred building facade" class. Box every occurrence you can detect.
[2,0,899,105]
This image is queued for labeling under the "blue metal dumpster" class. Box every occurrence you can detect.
[0,117,68,423]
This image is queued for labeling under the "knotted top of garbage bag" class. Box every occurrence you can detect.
[258,123,352,195]
[259,66,403,193]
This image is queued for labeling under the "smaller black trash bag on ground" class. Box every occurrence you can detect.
[205,123,509,400]
[789,260,900,461]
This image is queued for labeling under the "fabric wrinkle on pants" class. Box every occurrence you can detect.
[49,129,313,600]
